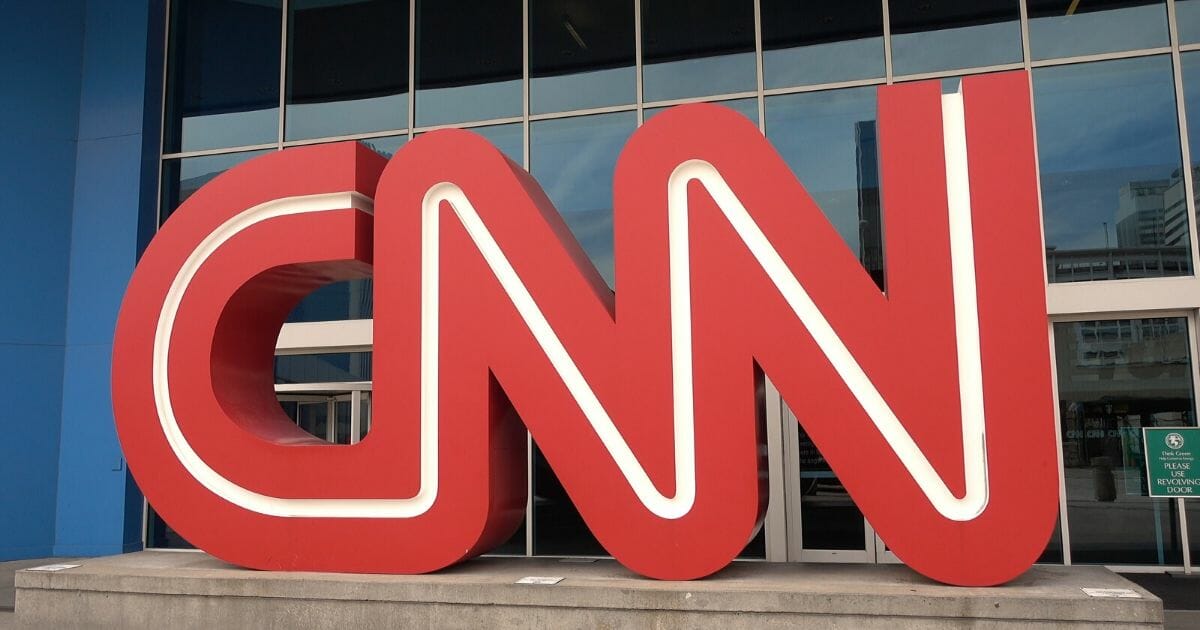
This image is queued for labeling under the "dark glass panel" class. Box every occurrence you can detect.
[416,0,522,126]
[1034,56,1190,282]
[361,134,408,159]
[1180,52,1200,246]
[165,0,281,153]
[641,0,756,101]
[761,0,884,89]
[888,0,1022,76]
[528,112,633,556]
[146,506,194,549]
[1040,519,1065,564]
[274,352,372,384]
[643,97,759,125]
[531,445,606,555]
[286,0,408,140]
[1190,500,1200,565]
[414,122,524,165]
[334,399,352,444]
[1054,318,1193,565]
[1027,0,1167,61]
[795,416,868,551]
[159,149,272,224]
[1179,0,1200,44]
[471,123,525,165]
[296,400,330,441]
[287,279,373,322]
[530,112,636,288]
[530,0,636,114]
[764,87,885,289]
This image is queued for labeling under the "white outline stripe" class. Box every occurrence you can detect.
[153,90,987,522]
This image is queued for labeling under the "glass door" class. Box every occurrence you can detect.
[278,391,372,445]
[782,403,896,563]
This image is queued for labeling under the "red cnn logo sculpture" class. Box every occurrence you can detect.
[113,72,1057,587]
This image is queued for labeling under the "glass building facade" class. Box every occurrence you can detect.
[139,0,1200,570]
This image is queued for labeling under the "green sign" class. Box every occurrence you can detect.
[1144,427,1200,498]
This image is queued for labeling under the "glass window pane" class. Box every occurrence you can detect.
[530,0,636,114]
[794,412,868,550]
[888,0,1022,76]
[530,112,636,289]
[1180,52,1200,244]
[531,445,605,555]
[416,0,522,127]
[1055,318,1193,565]
[644,97,759,126]
[1040,519,1065,563]
[415,122,524,165]
[147,506,194,549]
[761,0,884,89]
[1027,0,1168,61]
[472,123,525,165]
[361,134,408,159]
[275,352,372,384]
[1179,0,1200,44]
[528,112,633,556]
[165,0,281,153]
[641,0,756,102]
[764,87,885,289]
[288,279,373,323]
[160,149,273,224]
[285,0,408,141]
[1035,56,1190,282]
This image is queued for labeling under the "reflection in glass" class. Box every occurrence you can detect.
[530,0,635,114]
[1027,0,1167,61]
[416,0,522,127]
[1034,56,1190,282]
[164,0,281,153]
[288,279,373,322]
[644,97,759,126]
[888,0,1022,76]
[531,445,606,556]
[527,112,630,556]
[147,507,193,549]
[641,0,756,102]
[415,123,524,165]
[764,88,884,289]
[1040,519,1065,563]
[160,149,273,223]
[760,0,884,89]
[791,405,868,551]
[277,394,368,444]
[530,112,636,288]
[1180,53,1200,228]
[297,400,330,441]
[286,0,408,140]
[361,134,407,159]
[275,352,372,384]
[1054,319,1193,565]
[1179,0,1200,44]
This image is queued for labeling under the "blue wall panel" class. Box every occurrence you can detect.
[54,0,158,556]
[0,345,66,559]
[0,2,85,560]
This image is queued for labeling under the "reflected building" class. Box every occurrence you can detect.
[855,121,885,290]
[1047,170,1193,282]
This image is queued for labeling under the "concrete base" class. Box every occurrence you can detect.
[13,551,1163,629]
